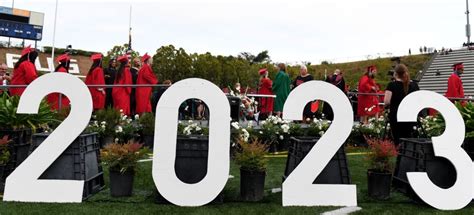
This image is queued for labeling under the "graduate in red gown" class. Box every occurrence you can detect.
[10,45,38,96]
[112,55,132,115]
[136,53,158,115]
[85,53,106,110]
[445,63,465,101]
[257,68,274,119]
[47,54,71,111]
[357,65,380,124]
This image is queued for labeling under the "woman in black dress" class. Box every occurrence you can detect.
[293,65,314,120]
[104,58,117,108]
[384,64,419,146]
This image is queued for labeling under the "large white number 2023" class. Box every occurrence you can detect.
[4,73,92,203]
[398,91,472,210]
[153,78,230,206]
[282,81,357,207]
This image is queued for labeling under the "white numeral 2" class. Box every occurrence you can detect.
[153,78,230,206]
[398,91,472,210]
[282,81,357,206]
[4,73,93,203]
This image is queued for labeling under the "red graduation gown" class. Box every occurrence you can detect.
[10,61,37,97]
[112,67,132,115]
[445,73,464,99]
[357,75,380,116]
[47,67,70,110]
[85,67,106,110]
[135,64,158,114]
[257,78,274,114]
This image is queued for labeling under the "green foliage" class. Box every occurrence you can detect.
[366,138,397,172]
[234,139,268,172]
[100,142,150,173]
[418,115,445,138]
[177,120,209,136]
[104,44,140,67]
[0,93,56,131]
[456,102,474,139]
[138,113,155,136]
[94,107,121,137]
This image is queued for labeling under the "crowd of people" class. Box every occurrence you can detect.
[1,46,469,142]
[5,45,161,116]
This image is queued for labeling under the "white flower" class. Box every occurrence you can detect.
[279,135,284,140]
[260,121,267,125]
[231,122,240,130]
[101,125,106,129]
[196,126,202,131]
[93,121,98,126]
[281,124,290,133]
[120,109,124,113]
[188,120,193,124]
[122,115,127,121]
[259,131,263,134]
[115,126,123,133]
[319,131,325,136]
[127,118,132,124]
[135,114,140,120]
[413,126,417,130]
[101,121,106,125]
[114,138,119,143]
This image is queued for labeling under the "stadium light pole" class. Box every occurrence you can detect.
[51,0,59,73]
[467,0,471,44]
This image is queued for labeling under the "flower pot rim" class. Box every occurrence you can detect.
[240,168,266,174]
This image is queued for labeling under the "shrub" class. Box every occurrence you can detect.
[234,139,268,172]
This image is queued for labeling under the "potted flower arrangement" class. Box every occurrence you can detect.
[253,115,292,152]
[100,142,150,197]
[138,113,155,148]
[94,107,121,147]
[366,138,398,200]
[114,113,141,144]
[456,102,474,158]
[234,138,268,202]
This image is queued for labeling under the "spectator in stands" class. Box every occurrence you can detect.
[104,58,117,107]
[445,62,465,102]
[293,65,314,119]
[0,63,11,94]
[257,68,273,120]
[384,64,419,146]
[357,65,380,124]
[10,45,38,97]
[272,63,291,117]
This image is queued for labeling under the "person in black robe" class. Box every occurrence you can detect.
[152,80,172,113]
[292,65,314,120]
[104,58,117,108]
[323,69,346,120]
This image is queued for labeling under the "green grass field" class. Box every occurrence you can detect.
[1,152,474,215]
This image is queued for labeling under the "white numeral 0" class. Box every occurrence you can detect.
[398,90,472,210]
[282,81,357,206]
[4,73,93,203]
[153,78,230,206]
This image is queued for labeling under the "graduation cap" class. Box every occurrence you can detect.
[259,68,268,75]
[90,53,103,61]
[117,55,129,63]
[141,53,151,63]
[452,63,464,71]
[367,65,377,72]
[21,45,34,57]
[56,54,71,63]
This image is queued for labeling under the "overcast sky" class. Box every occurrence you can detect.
[1,0,469,63]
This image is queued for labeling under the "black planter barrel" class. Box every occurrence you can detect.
[109,169,134,197]
[462,138,474,160]
[155,135,224,204]
[367,170,392,200]
[31,132,105,199]
[240,169,265,202]
[393,138,456,202]
[283,136,351,184]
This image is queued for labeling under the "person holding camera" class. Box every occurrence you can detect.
[0,63,11,94]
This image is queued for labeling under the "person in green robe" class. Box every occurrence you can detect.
[272,63,291,117]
